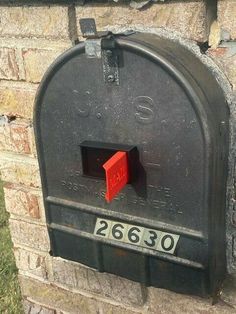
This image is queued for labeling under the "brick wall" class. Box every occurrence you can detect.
[0,1,236,313]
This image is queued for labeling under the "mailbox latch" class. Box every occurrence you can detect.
[79,18,120,85]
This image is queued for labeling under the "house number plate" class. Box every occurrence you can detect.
[94,218,180,254]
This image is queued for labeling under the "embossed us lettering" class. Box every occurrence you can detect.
[68,170,81,178]
[133,96,155,124]
[77,102,91,117]
[140,142,161,171]
[72,89,91,117]
[61,180,89,193]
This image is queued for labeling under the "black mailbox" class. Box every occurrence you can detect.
[34,26,229,297]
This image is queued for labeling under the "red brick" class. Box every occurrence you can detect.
[23,300,56,314]
[208,45,236,90]
[22,48,67,83]
[0,47,23,80]
[218,0,236,40]
[51,257,144,307]
[76,1,209,42]
[19,276,141,314]
[14,247,48,279]
[9,219,49,251]
[4,184,41,219]
[0,82,37,119]
[0,119,31,154]
[0,6,69,40]
[0,152,41,188]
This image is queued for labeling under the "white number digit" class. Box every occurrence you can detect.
[157,232,180,254]
[141,229,162,249]
[94,218,180,255]
[94,218,111,238]
[124,226,144,245]
[109,222,128,242]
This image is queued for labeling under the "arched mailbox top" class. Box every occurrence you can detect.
[35,33,229,142]
[34,32,229,297]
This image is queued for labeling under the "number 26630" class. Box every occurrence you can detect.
[94,218,180,255]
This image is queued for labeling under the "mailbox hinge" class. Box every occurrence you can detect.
[79,18,103,58]
[79,18,121,85]
[101,37,119,85]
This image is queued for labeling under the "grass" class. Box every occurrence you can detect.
[0,181,23,314]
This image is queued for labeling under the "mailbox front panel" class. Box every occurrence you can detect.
[34,33,229,297]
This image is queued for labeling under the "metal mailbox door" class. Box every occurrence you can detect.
[34,32,229,297]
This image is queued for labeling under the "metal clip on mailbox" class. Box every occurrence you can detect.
[34,19,229,298]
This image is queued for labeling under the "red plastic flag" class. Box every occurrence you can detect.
[103,151,129,202]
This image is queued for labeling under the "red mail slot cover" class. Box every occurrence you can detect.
[103,151,129,202]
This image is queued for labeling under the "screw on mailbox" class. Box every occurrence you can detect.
[106,50,113,57]
[107,74,115,82]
